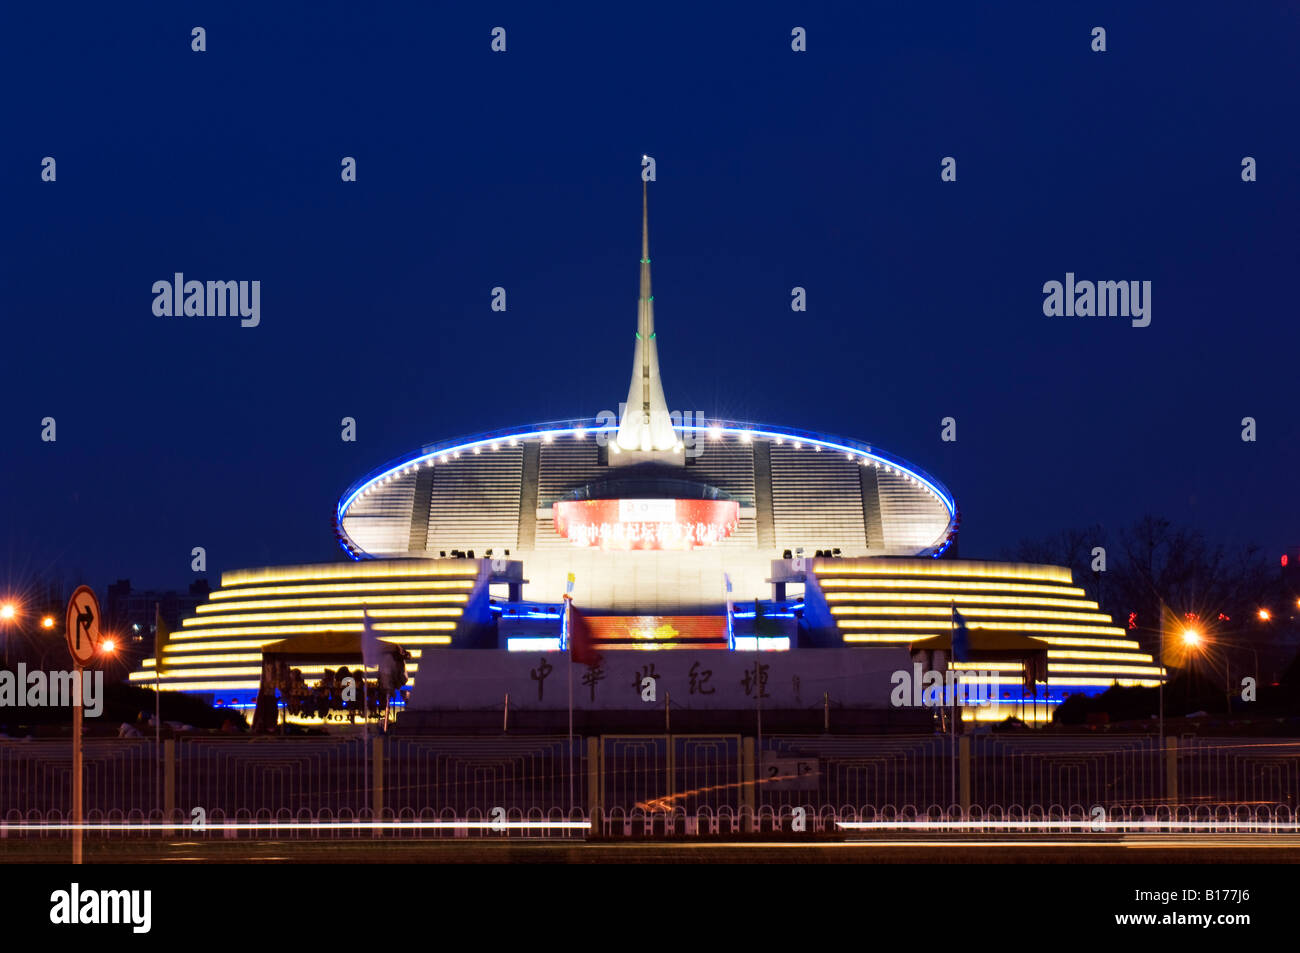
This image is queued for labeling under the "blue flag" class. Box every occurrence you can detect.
[951,606,971,663]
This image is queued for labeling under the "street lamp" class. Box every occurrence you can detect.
[0,601,16,667]
[41,615,55,630]
[1158,605,1208,800]
[1158,601,1167,794]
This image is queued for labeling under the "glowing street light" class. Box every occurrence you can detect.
[1159,605,1209,794]
[99,639,116,655]
[0,602,16,667]
[41,615,55,630]
[1258,608,1272,622]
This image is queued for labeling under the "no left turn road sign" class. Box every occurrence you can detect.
[65,585,101,666]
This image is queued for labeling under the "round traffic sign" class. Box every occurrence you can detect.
[65,585,101,666]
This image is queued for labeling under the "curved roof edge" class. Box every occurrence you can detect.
[334,417,959,560]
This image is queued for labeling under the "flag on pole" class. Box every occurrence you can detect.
[561,573,576,651]
[154,605,172,676]
[567,604,603,667]
[951,605,971,663]
[724,573,735,650]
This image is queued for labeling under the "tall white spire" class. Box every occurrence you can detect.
[616,179,678,454]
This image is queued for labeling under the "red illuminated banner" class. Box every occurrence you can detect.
[553,498,739,550]
[582,615,729,647]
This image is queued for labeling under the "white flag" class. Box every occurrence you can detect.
[724,573,735,650]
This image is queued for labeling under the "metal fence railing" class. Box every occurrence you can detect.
[0,734,1296,833]
[2,803,1297,839]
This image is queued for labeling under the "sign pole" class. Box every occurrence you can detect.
[65,585,100,865]
[73,662,83,865]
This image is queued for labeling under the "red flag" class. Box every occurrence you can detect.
[568,604,603,667]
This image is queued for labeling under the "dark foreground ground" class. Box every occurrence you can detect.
[3,835,1299,863]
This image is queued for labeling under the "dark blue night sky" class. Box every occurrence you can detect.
[2,2,1297,591]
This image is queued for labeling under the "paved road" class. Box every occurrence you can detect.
[4,835,1299,863]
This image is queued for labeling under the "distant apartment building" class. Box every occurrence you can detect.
[106,579,210,654]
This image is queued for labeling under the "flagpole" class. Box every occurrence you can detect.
[1157,599,1165,801]
[154,602,162,817]
[724,574,734,650]
[756,672,762,818]
[562,573,576,818]
[360,607,371,817]
[154,670,160,810]
[565,596,574,815]
[363,662,370,815]
[950,601,956,813]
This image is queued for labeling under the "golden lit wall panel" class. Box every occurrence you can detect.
[837,620,1126,636]
[829,606,1113,624]
[824,592,1098,609]
[814,560,1073,583]
[199,594,468,612]
[209,581,472,601]
[818,579,1084,596]
[222,561,478,587]
[169,622,457,641]
[184,608,463,627]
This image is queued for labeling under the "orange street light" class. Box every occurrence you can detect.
[0,603,16,666]
[99,639,116,655]
[1258,608,1272,622]
[1181,628,1202,648]
[41,615,55,629]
